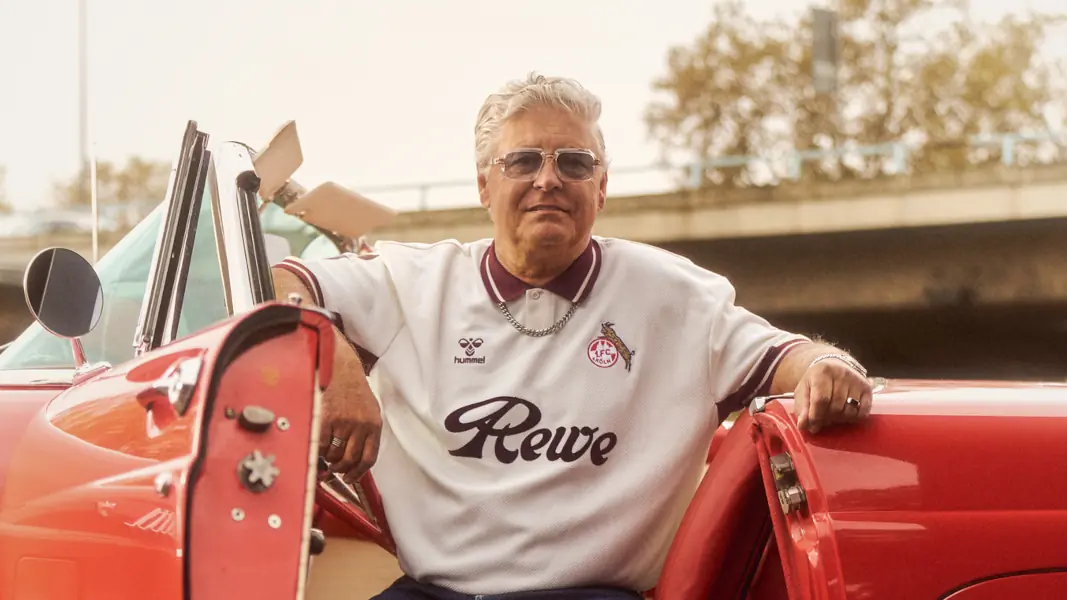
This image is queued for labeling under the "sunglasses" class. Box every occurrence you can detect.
[490,148,602,182]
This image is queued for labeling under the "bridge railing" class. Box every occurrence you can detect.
[2,130,1064,221]
[357,129,1067,211]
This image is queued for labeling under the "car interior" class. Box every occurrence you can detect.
[302,410,796,600]
[235,124,804,599]
[0,120,804,600]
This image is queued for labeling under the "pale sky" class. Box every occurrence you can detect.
[1,0,1064,214]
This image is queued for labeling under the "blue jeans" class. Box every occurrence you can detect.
[371,576,643,600]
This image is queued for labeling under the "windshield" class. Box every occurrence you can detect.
[0,206,165,370]
[259,201,333,260]
[0,173,341,371]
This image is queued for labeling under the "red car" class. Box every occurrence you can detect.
[1,121,1065,600]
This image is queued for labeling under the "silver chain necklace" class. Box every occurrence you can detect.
[497,301,580,337]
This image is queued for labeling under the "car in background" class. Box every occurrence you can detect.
[0,121,1064,600]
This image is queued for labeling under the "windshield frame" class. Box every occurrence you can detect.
[0,126,336,382]
[133,121,213,356]
[212,141,277,314]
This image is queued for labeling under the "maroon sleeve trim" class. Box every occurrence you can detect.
[276,258,378,375]
[354,346,379,376]
[718,338,810,414]
[275,258,325,307]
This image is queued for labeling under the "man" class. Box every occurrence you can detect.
[272,73,873,599]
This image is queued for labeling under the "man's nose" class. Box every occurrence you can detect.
[533,156,563,191]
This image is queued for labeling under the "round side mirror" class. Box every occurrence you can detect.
[23,248,104,339]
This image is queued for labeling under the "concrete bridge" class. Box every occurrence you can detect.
[368,164,1067,380]
[3,163,1067,380]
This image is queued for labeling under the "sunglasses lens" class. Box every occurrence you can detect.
[556,152,596,181]
[499,150,598,181]
[502,151,544,180]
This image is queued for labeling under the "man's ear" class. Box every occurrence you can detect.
[477,170,490,209]
[597,170,608,211]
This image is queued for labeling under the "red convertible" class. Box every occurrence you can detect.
[0,121,1065,600]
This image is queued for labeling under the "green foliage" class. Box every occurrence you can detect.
[646,0,1067,187]
[53,156,171,208]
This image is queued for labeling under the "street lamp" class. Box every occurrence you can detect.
[78,0,100,262]
[79,0,87,194]
[812,6,839,97]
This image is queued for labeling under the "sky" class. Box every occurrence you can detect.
[1,0,1065,214]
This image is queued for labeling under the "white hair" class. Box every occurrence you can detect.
[474,72,607,173]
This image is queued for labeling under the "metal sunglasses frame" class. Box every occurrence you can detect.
[489,147,603,182]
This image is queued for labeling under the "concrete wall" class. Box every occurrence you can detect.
[3,163,1065,273]
[659,218,1067,381]
[3,164,1065,378]
[0,285,30,347]
[664,218,1067,315]
[366,163,1067,244]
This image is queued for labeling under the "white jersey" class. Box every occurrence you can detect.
[277,237,808,595]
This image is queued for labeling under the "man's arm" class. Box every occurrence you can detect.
[768,340,872,434]
[273,266,382,483]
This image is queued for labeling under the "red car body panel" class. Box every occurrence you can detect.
[0,304,334,600]
[656,379,1067,600]
[0,391,61,500]
[3,306,1067,599]
[942,571,1067,599]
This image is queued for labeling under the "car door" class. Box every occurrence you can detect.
[0,122,329,600]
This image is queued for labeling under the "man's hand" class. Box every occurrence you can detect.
[272,265,383,484]
[793,358,873,434]
[321,328,383,484]
[770,342,874,434]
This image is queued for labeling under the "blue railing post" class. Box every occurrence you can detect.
[891,142,908,174]
[788,152,803,181]
[688,161,704,189]
[350,128,1064,211]
[418,185,429,211]
[1001,136,1016,167]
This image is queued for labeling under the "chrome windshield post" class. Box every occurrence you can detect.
[212,142,274,314]
[132,121,210,357]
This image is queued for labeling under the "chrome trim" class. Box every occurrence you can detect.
[235,171,274,305]
[133,121,210,356]
[749,392,795,415]
[134,122,194,355]
[72,360,111,382]
[296,371,325,600]
[207,159,235,316]
[212,142,260,315]
[161,147,212,346]
[871,376,889,393]
[0,369,75,386]
[150,356,202,416]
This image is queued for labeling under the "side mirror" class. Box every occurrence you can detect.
[23,247,104,367]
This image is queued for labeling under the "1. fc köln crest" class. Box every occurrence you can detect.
[587,321,636,372]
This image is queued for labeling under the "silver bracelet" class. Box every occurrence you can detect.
[809,353,868,377]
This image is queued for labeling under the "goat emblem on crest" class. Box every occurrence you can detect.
[587,322,636,372]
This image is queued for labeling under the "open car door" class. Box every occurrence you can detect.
[0,122,334,600]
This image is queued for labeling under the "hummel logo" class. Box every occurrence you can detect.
[455,337,486,365]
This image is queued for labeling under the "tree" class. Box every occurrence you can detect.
[53,156,171,209]
[0,166,10,214]
[645,0,1067,187]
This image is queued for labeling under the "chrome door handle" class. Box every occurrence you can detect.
[150,356,203,417]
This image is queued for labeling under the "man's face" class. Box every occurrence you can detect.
[478,106,607,254]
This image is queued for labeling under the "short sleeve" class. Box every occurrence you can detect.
[707,277,810,413]
[274,253,403,360]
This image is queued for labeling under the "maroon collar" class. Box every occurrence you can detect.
[480,239,602,304]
